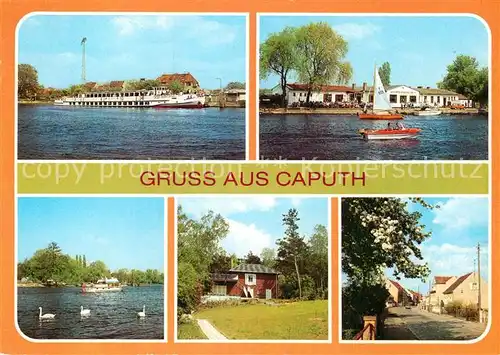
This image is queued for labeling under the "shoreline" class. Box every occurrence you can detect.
[259,107,483,116]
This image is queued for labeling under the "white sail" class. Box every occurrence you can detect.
[373,67,393,111]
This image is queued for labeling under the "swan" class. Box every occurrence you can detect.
[137,305,145,318]
[38,307,56,319]
[80,306,90,316]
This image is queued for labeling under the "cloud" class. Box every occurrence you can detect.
[222,219,274,257]
[110,15,238,45]
[111,15,175,36]
[180,197,277,218]
[290,197,303,208]
[432,197,489,230]
[333,23,381,40]
[422,242,488,280]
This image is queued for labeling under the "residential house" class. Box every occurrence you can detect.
[454,94,474,108]
[157,72,200,92]
[385,279,411,306]
[210,263,279,299]
[83,82,98,91]
[408,290,423,305]
[273,83,356,106]
[415,87,461,107]
[428,275,457,307]
[442,272,488,309]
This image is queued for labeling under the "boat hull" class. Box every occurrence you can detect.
[359,128,421,140]
[414,110,441,116]
[84,287,123,293]
[152,102,204,109]
[358,113,403,120]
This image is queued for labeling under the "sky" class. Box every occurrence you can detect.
[18,197,165,271]
[375,197,489,294]
[18,14,246,89]
[178,197,329,257]
[259,16,489,89]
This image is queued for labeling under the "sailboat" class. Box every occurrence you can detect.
[358,65,403,120]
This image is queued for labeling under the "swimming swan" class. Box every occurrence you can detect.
[80,306,90,316]
[137,305,146,318]
[38,307,56,319]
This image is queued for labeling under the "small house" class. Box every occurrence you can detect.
[210,263,279,299]
[442,272,488,309]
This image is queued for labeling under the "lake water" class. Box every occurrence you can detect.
[259,114,488,160]
[18,105,245,160]
[17,285,164,339]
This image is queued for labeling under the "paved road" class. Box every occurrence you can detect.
[197,319,228,340]
[384,307,487,340]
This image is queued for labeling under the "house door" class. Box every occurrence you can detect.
[266,289,272,299]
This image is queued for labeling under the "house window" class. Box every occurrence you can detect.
[389,95,397,103]
[335,94,343,102]
[471,282,478,290]
[437,96,441,103]
[399,95,407,103]
[430,96,434,103]
[293,92,296,97]
[213,285,227,296]
[323,93,332,102]
[369,94,374,103]
[410,96,417,103]
[245,273,256,285]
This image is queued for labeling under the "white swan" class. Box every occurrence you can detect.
[80,306,90,316]
[39,307,56,319]
[137,305,146,318]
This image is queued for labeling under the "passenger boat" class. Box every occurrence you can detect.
[53,87,205,109]
[414,107,441,116]
[82,277,123,293]
[358,65,403,120]
[358,125,422,140]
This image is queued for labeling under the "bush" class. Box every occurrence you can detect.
[342,281,389,335]
[444,300,463,316]
[177,262,202,318]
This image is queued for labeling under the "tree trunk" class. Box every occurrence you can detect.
[294,255,302,299]
[306,89,311,104]
[280,75,287,109]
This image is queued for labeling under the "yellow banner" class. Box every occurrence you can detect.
[17,162,488,194]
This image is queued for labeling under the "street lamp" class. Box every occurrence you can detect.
[216,77,223,108]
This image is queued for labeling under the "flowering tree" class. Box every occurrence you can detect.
[342,197,435,284]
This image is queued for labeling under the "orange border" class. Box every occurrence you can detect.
[1,1,498,354]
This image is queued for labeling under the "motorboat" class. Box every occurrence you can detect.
[359,124,421,140]
[414,107,441,116]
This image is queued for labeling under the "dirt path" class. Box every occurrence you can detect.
[197,319,228,340]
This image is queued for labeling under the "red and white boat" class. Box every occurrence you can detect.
[358,125,422,140]
[54,87,205,109]
[359,65,403,120]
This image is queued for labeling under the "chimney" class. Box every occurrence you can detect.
[417,86,423,88]
[427,86,431,89]
[362,82,367,91]
[352,83,356,90]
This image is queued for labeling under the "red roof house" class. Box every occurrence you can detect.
[210,264,279,299]
[157,72,200,88]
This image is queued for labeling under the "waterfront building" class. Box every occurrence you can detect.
[157,72,200,92]
[272,83,356,106]
[415,87,460,107]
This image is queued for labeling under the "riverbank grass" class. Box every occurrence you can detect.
[177,321,207,339]
[194,300,328,340]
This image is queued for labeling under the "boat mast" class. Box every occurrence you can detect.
[372,63,376,111]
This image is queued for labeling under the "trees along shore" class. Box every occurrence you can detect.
[18,242,164,287]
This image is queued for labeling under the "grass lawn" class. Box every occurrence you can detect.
[195,300,328,340]
[177,322,207,339]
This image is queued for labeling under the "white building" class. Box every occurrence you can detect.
[415,87,461,107]
[272,83,356,106]
[386,85,421,108]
